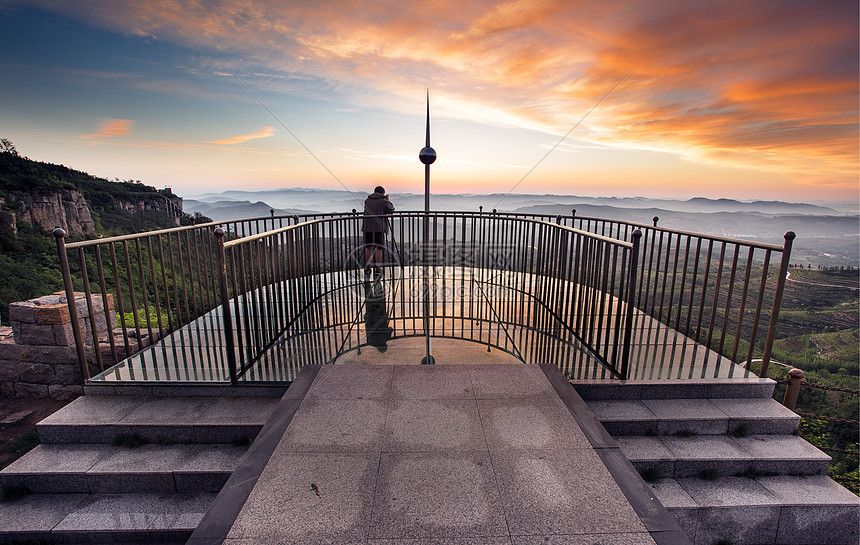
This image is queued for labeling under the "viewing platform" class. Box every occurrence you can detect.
[1,211,854,544]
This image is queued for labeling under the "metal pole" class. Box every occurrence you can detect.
[760,231,796,377]
[214,228,238,384]
[53,228,89,381]
[419,90,437,365]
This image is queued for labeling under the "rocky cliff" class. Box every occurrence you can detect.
[0,189,95,238]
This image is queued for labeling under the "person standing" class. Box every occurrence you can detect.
[362,185,394,275]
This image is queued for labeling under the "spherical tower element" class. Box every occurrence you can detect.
[419,146,436,165]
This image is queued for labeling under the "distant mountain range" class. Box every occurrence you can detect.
[186,188,850,216]
[185,188,859,267]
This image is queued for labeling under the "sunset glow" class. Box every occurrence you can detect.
[0,0,856,202]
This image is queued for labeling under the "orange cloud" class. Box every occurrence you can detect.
[33,0,858,187]
[79,118,135,139]
[207,126,276,144]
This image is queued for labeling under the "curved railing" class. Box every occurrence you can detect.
[55,210,793,383]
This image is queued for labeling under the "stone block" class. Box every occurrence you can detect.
[15,382,49,398]
[10,292,114,343]
[33,303,70,325]
[20,363,55,384]
[0,341,25,361]
[11,321,21,343]
[9,301,36,323]
[0,359,21,382]
[53,364,84,385]
[48,384,83,401]
[53,323,75,346]
[18,323,58,346]
[34,346,78,365]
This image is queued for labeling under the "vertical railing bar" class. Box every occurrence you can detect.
[695,240,714,345]
[201,228,214,311]
[191,228,205,318]
[156,235,173,333]
[744,249,772,370]
[215,228,238,384]
[185,231,199,320]
[718,245,740,358]
[230,245,247,367]
[94,246,119,364]
[683,237,702,339]
[704,241,726,377]
[145,237,165,339]
[730,247,755,364]
[134,238,154,344]
[620,230,642,379]
[110,242,131,358]
[658,232,673,324]
[597,243,614,362]
[122,241,144,353]
[77,247,104,373]
[238,241,254,365]
[675,235,692,333]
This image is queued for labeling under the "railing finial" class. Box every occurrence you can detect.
[783,368,805,410]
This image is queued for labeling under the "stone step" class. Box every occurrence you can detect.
[618,434,831,479]
[650,475,860,545]
[585,397,800,436]
[1,443,247,494]
[572,377,776,401]
[0,491,216,544]
[36,394,280,444]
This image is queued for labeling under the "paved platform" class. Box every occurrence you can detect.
[189,363,690,544]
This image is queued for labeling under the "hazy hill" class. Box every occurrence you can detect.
[185,188,858,267]
[187,188,842,216]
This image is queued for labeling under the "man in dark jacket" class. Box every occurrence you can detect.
[362,185,395,275]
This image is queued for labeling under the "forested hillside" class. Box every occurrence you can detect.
[0,140,208,324]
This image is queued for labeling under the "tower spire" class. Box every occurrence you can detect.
[419,89,437,212]
[425,90,431,148]
[418,90,436,365]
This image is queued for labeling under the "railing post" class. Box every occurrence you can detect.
[619,229,642,379]
[783,368,805,410]
[652,216,659,227]
[214,228,238,385]
[53,228,89,381]
[760,231,795,377]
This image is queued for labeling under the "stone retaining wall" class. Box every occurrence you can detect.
[1,292,114,400]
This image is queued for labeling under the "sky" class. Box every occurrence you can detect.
[0,0,857,203]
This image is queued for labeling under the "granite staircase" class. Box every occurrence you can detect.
[0,390,283,544]
[575,378,860,545]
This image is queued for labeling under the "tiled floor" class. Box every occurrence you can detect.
[223,364,657,544]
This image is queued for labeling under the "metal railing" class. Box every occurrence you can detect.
[55,209,793,384]
[212,213,639,382]
[52,215,305,378]
[547,212,795,378]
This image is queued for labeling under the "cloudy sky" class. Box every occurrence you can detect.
[0,0,857,202]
